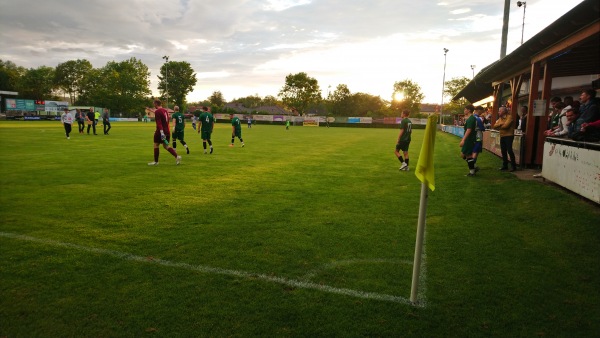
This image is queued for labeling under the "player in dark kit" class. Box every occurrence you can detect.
[395,110,412,171]
[198,106,215,154]
[460,104,477,176]
[171,106,190,154]
[230,113,245,147]
[147,100,181,166]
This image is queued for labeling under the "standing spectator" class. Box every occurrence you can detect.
[60,108,74,139]
[86,108,97,135]
[198,106,215,154]
[518,106,528,133]
[247,116,252,128]
[459,104,477,177]
[148,99,181,166]
[493,106,517,172]
[102,108,111,135]
[94,110,101,126]
[230,113,245,147]
[395,110,412,171]
[75,109,85,134]
[171,106,190,154]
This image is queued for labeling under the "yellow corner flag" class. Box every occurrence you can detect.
[414,115,438,191]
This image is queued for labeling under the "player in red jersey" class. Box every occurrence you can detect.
[147,99,181,166]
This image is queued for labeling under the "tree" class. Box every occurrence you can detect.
[157,61,197,108]
[81,58,151,116]
[54,59,93,104]
[208,91,225,107]
[18,66,56,100]
[0,60,26,91]
[328,84,352,116]
[278,72,321,115]
[262,95,280,107]
[444,76,471,117]
[350,92,387,117]
[231,94,262,109]
[390,79,425,116]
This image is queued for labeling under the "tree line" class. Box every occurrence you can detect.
[0,59,470,118]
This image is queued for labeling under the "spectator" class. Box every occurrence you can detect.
[547,97,562,130]
[493,106,517,172]
[518,106,528,133]
[547,103,570,138]
[566,109,581,139]
[577,89,600,125]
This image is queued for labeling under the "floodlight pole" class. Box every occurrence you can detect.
[162,55,169,108]
[439,48,448,125]
[518,1,527,45]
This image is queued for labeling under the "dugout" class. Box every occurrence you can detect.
[452,0,599,203]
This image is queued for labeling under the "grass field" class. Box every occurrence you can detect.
[1,120,599,337]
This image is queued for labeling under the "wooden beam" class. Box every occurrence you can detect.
[524,62,540,166]
[532,22,600,64]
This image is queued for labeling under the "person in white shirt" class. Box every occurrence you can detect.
[60,108,74,139]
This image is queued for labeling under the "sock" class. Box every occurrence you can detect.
[231,138,234,144]
[182,141,187,147]
[398,156,404,163]
[203,142,207,149]
[172,141,176,148]
[168,147,178,157]
[208,140,212,146]
[154,148,159,162]
[405,159,409,166]
[467,158,475,171]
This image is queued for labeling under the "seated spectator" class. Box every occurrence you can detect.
[547,96,562,130]
[570,89,600,141]
[566,109,581,139]
[577,89,600,124]
[545,102,566,135]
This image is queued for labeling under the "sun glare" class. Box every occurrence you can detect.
[394,92,405,101]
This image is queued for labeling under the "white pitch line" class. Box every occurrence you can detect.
[0,232,425,306]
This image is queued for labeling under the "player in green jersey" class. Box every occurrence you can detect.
[198,106,215,154]
[395,110,412,171]
[460,104,478,176]
[230,113,245,147]
[171,106,190,154]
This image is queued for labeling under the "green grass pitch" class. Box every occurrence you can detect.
[0,121,599,336]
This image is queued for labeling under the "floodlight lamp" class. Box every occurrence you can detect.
[517,1,525,7]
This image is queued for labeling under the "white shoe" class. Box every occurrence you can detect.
[400,166,410,171]
[67,137,70,139]
[204,150,207,154]
[241,143,245,147]
[399,162,408,170]
[148,162,158,166]
[176,156,181,165]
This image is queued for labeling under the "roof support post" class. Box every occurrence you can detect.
[524,62,540,166]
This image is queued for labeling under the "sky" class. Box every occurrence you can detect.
[0,0,585,104]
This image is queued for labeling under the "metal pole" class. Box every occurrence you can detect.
[500,0,510,58]
[440,48,448,125]
[520,2,527,45]
[162,55,169,108]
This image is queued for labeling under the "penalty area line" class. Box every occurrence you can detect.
[0,232,424,306]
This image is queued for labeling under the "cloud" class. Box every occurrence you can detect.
[0,0,586,103]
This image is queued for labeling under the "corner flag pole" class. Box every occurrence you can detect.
[410,115,438,305]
